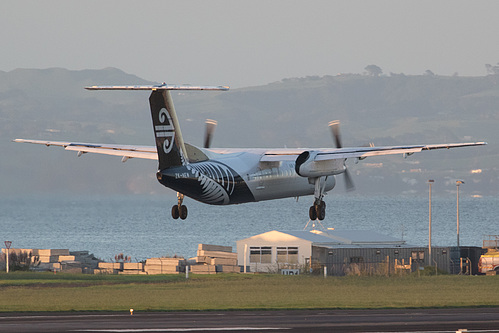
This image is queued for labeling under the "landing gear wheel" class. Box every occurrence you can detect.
[171,205,180,219]
[172,192,188,220]
[309,206,317,220]
[317,201,326,221]
[180,205,188,220]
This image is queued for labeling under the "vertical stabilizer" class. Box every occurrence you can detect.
[149,90,187,169]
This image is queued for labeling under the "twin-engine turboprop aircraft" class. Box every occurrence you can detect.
[14,84,486,220]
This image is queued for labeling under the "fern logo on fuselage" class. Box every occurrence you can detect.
[156,108,175,154]
[186,161,235,205]
[160,160,255,205]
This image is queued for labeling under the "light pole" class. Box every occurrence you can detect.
[4,241,12,273]
[427,180,434,266]
[456,180,464,249]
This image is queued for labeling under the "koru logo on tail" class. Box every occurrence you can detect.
[156,108,175,154]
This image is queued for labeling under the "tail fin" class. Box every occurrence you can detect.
[85,84,229,170]
[149,89,186,169]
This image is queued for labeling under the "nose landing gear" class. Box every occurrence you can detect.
[172,192,188,220]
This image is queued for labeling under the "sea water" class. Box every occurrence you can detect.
[1,194,498,261]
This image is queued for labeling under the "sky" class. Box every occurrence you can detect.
[2,1,499,88]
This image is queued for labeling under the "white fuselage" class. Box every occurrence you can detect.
[204,148,337,203]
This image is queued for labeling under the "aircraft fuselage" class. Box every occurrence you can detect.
[157,150,336,205]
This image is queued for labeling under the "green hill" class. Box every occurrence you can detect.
[1,69,496,196]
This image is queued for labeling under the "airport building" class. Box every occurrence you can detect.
[236,230,482,275]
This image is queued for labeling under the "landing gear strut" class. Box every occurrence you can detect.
[309,177,327,221]
[172,192,188,220]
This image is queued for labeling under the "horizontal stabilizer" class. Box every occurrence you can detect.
[85,84,229,91]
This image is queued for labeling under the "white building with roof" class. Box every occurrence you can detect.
[236,229,411,274]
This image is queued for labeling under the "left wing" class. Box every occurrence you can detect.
[12,139,157,161]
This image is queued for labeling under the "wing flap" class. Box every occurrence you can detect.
[315,146,424,160]
[64,146,157,160]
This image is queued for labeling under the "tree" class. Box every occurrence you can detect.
[8,251,33,271]
[365,65,383,77]
[485,63,499,75]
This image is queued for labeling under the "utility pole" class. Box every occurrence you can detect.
[427,180,434,266]
[4,241,12,273]
[456,180,465,249]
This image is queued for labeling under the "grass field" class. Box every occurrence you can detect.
[0,272,498,312]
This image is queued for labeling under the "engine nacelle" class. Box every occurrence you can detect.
[295,150,346,178]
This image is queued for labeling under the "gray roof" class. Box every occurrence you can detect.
[323,230,406,245]
[280,230,406,246]
[314,243,417,249]
[281,231,344,244]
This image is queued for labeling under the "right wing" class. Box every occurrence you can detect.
[261,142,487,179]
[13,139,158,161]
[261,142,487,162]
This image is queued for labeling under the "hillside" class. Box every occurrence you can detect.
[1,68,496,196]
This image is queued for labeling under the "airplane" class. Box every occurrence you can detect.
[14,84,487,220]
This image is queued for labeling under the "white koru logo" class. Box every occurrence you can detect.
[156,108,175,154]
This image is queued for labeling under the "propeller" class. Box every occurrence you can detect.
[328,120,342,149]
[343,166,355,192]
[328,120,355,191]
[204,119,217,148]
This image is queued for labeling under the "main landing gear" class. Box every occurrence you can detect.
[172,192,188,220]
[309,177,327,221]
[309,200,326,221]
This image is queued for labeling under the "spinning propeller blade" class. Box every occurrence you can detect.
[328,120,342,149]
[328,120,355,191]
[344,168,355,191]
[204,119,217,148]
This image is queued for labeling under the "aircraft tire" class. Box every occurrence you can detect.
[309,206,317,220]
[172,205,180,219]
[180,205,188,220]
[317,201,326,221]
